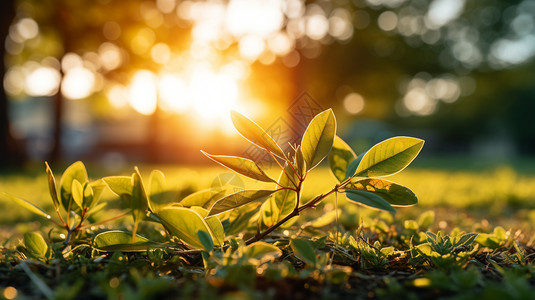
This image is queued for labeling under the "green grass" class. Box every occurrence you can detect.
[2,162,535,299]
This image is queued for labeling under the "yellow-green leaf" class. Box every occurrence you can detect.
[230,110,286,159]
[24,232,48,260]
[328,136,357,182]
[149,170,171,212]
[245,241,282,263]
[352,136,424,177]
[346,178,417,206]
[190,206,225,246]
[85,180,105,210]
[202,151,276,183]
[180,188,227,209]
[157,207,213,250]
[295,145,306,177]
[301,109,337,171]
[1,192,50,219]
[261,167,297,227]
[45,162,59,211]
[132,169,150,222]
[93,230,152,252]
[207,189,276,217]
[59,161,88,212]
[103,176,132,198]
[71,180,84,210]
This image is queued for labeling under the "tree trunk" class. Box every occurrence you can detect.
[0,0,25,167]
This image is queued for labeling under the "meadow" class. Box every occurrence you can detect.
[1,160,535,299]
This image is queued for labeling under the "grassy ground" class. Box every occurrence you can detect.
[1,161,535,299]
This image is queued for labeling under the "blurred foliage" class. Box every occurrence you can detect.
[3,0,535,163]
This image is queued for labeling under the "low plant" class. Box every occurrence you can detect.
[3,108,424,255]
[200,109,424,246]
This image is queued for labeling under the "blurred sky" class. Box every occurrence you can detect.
[2,0,534,166]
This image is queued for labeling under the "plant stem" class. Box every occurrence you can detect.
[79,212,129,229]
[267,150,303,190]
[245,187,339,245]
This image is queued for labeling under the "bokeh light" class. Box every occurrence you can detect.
[25,65,61,97]
[343,93,366,115]
[61,67,95,100]
[128,70,158,115]
[3,0,535,162]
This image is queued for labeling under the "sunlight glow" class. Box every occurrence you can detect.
[128,70,158,115]
[3,66,25,96]
[306,13,329,40]
[225,0,284,38]
[107,85,129,108]
[99,43,122,71]
[25,66,61,97]
[427,0,465,28]
[190,68,239,121]
[15,18,39,40]
[158,73,190,112]
[130,28,156,55]
[151,43,171,64]
[61,53,83,73]
[239,35,265,61]
[61,67,95,100]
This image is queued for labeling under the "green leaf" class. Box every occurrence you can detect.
[180,188,227,209]
[197,230,214,252]
[345,178,417,206]
[328,136,357,182]
[454,233,478,248]
[157,207,213,250]
[201,151,276,183]
[230,110,286,159]
[245,242,282,263]
[103,176,133,198]
[290,238,317,266]
[71,180,84,210]
[225,203,262,236]
[295,145,306,177]
[352,137,424,177]
[208,189,276,217]
[261,167,297,227]
[277,163,300,189]
[132,168,150,223]
[301,109,337,171]
[345,190,395,213]
[44,162,60,211]
[93,230,153,252]
[88,202,107,215]
[1,192,51,219]
[190,206,225,246]
[245,242,282,259]
[345,156,363,180]
[24,232,48,260]
[148,170,169,212]
[84,181,102,209]
[59,161,88,212]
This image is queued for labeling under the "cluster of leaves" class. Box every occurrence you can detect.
[14,109,535,298]
[2,109,424,255]
[2,206,535,299]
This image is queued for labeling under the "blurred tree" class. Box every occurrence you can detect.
[0,0,24,166]
[3,0,534,164]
